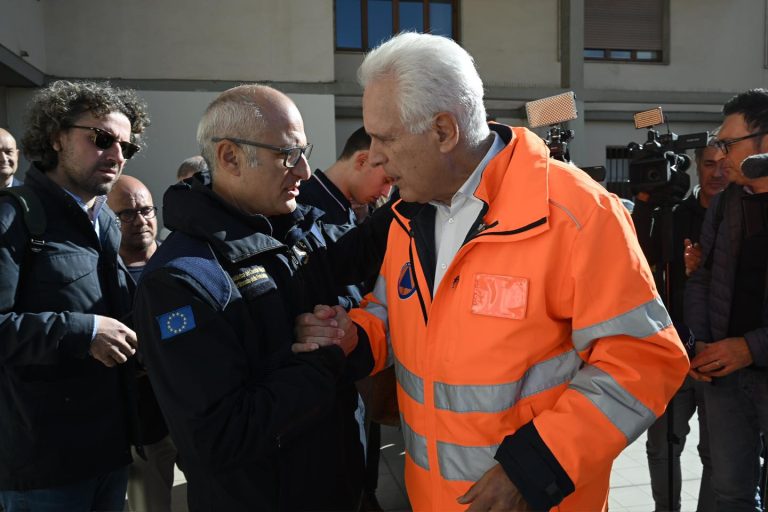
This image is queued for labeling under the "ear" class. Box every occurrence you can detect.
[215,140,242,177]
[432,112,460,154]
[51,131,63,152]
[353,150,369,172]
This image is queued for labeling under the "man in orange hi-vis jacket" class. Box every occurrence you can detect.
[294,32,688,512]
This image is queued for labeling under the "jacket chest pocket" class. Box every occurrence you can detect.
[20,251,100,310]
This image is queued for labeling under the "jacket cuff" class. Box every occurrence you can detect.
[344,325,375,381]
[744,328,768,367]
[59,312,96,357]
[494,421,575,509]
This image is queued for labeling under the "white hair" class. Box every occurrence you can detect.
[358,32,490,148]
[196,85,268,173]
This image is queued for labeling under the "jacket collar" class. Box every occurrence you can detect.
[163,174,325,264]
[393,124,551,242]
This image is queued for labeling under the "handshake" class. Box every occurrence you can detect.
[293,304,359,356]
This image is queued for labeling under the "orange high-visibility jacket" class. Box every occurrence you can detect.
[350,125,688,511]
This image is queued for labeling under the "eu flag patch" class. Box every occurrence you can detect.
[156,305,196,340]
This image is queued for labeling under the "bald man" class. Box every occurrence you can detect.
[107,175,159,278]
[0,128,20,187]
[107,176,178,512]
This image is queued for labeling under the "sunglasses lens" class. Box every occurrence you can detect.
[121,142,139,159]
[93,131,116,151]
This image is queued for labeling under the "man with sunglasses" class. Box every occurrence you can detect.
[0,80,149,511]
[685,88,768,510]
[133,84,391,511]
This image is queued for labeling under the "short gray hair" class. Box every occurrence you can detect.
[196,85,268,173]
[358,32,489,148]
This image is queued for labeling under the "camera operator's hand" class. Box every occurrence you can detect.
[90,315,137,367]
[635,191,651,203]
[683,238,702,276]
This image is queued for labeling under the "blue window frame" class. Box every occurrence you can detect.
[335,0,458,51]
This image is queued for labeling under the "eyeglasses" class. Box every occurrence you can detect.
[211,137,312,168]
[115,206,157,223]
[68,125,141,159]
[710,130,768,155]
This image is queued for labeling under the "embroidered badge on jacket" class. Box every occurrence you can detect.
[156,305,196,340]
[231,264,276,300]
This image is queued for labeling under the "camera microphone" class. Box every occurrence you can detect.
[741,153,768,179]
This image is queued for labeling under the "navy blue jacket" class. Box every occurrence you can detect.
[685,183,768,378]
[134,176,390,511]
[0,166,133,489]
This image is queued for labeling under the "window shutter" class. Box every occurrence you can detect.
[585,0,663,51]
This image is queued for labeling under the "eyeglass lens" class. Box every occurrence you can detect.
[118,206,157,223]
[287,144,312,167]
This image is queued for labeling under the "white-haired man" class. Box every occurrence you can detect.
[296,32,688,511]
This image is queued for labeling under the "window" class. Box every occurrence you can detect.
[335,0,458,51]
[584,0,666,63]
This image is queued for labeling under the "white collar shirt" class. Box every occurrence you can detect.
[431,132,505,294]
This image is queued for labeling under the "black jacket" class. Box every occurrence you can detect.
[0,166,133,489]
[632,188,707,324]
[134,176,390,511]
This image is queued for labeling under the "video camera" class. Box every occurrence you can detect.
[627,107,709,205]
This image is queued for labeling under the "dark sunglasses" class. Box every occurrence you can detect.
[68,125,141,159]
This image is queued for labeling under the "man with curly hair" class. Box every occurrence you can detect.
[0,80,150,511]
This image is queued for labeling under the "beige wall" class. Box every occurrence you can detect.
[38,0,334,82]
[462,0,561,88]
[0,0,46,72]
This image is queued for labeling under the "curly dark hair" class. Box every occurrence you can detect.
[21,80,150,171]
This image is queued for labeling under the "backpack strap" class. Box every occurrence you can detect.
[0,186,47,252]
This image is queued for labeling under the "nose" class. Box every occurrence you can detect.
[105,141,127,166]
[292,154,312,181]
[368,139,386,167]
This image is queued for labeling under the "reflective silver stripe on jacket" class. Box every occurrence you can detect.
[569,364,655,443]
[572,296,672,352]
[433,350,583,413]
[364,274,393,368]
[394,357,424,404]
[402,417,429,470]
[437,440,500,481]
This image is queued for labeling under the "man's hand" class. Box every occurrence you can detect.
[689,337,752,380]
[90,316,137,367]
[683,238,702,276]
[457,464,533,511]
[293,304,358,356]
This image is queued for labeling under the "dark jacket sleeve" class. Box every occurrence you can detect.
[684,194,718,342]
[0,201,94,366]
[321,203,393,288]
[134,268,346,472]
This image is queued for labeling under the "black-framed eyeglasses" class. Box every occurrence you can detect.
[211,137,312,168]
[115,206,157,223]
[68,125,141,159]
[710,130,768,155]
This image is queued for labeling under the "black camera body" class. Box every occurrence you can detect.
[628,129,708,205]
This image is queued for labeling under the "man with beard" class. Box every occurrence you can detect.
[0,81,149,511]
